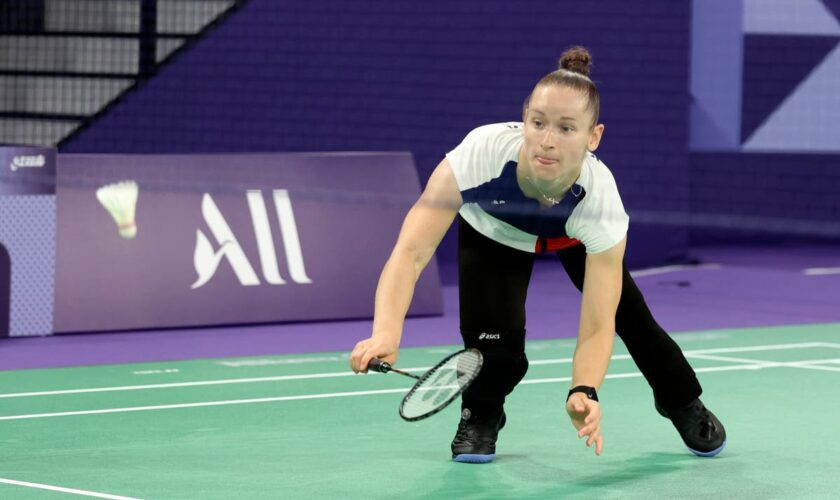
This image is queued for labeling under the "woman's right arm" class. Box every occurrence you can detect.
[349,158,463,373]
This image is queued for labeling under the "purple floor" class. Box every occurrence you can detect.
[2,244,839,371]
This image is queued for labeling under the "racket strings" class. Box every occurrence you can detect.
[400,349,482,420]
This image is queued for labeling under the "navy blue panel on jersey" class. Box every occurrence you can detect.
[460,161,586,238]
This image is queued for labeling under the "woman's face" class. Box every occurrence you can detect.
[521,84,604,185]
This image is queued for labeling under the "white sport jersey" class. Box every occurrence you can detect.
[446,122,629,254]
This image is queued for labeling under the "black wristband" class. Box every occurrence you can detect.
[567,385,599,402]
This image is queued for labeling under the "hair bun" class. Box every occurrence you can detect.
[558,46,593,77]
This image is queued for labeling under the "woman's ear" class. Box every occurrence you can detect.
[588,123,605,152]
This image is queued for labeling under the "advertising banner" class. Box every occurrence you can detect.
[53,152,442,333]
[0,147,56,196]
[0,146,57,337]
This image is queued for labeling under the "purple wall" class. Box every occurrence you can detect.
[62,0,693,269]
[690,153,840,242]
[689,0,840,244]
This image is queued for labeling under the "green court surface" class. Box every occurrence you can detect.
[1,323,839,499]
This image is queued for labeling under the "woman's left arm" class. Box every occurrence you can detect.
[566,236,626,455]
[573,236,625,387]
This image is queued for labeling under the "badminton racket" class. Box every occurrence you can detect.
[368,348,483,421]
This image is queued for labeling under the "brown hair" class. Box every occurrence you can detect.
[531,46,600,126]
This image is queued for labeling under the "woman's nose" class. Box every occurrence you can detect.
[540,130,555,149]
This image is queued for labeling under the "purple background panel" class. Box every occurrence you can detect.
[0,245,9,337]
[0,147,57,337]
[690,0,840,244]
[53,152,442,333]
[741,35,839,143]
[690,0,744,151]
[825,0,840,21]
[0,196,56,337]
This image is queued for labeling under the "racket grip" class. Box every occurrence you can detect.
[368,358,391,373]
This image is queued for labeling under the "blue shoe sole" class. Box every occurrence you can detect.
[688,439,726,457]
[452,453,496,464]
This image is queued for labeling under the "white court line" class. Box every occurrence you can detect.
[530,356,580,365]
[0,388,409,421]
[4,357,840,422]
[0,372,360,399]
[520,361,816,385]
[630,263,721,278]
[529,342,835,368]
[804,267,840,276]
[680,355,840,373]
[686,353,840,372]
[0,477,140,499]
[786,361,840,373]
[684,353,777,365]
[683,342,836,355]
[0,341,835,400]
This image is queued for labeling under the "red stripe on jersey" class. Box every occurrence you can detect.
[535,236,582,253]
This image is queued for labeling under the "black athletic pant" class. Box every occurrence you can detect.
[457,218,702,412]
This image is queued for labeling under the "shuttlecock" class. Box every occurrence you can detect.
[96,180,139,239]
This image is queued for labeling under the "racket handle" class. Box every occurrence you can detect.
[368,358,392,373]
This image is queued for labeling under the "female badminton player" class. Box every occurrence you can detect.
[349,46,726,463]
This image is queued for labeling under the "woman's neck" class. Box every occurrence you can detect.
[516,149,580,208]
